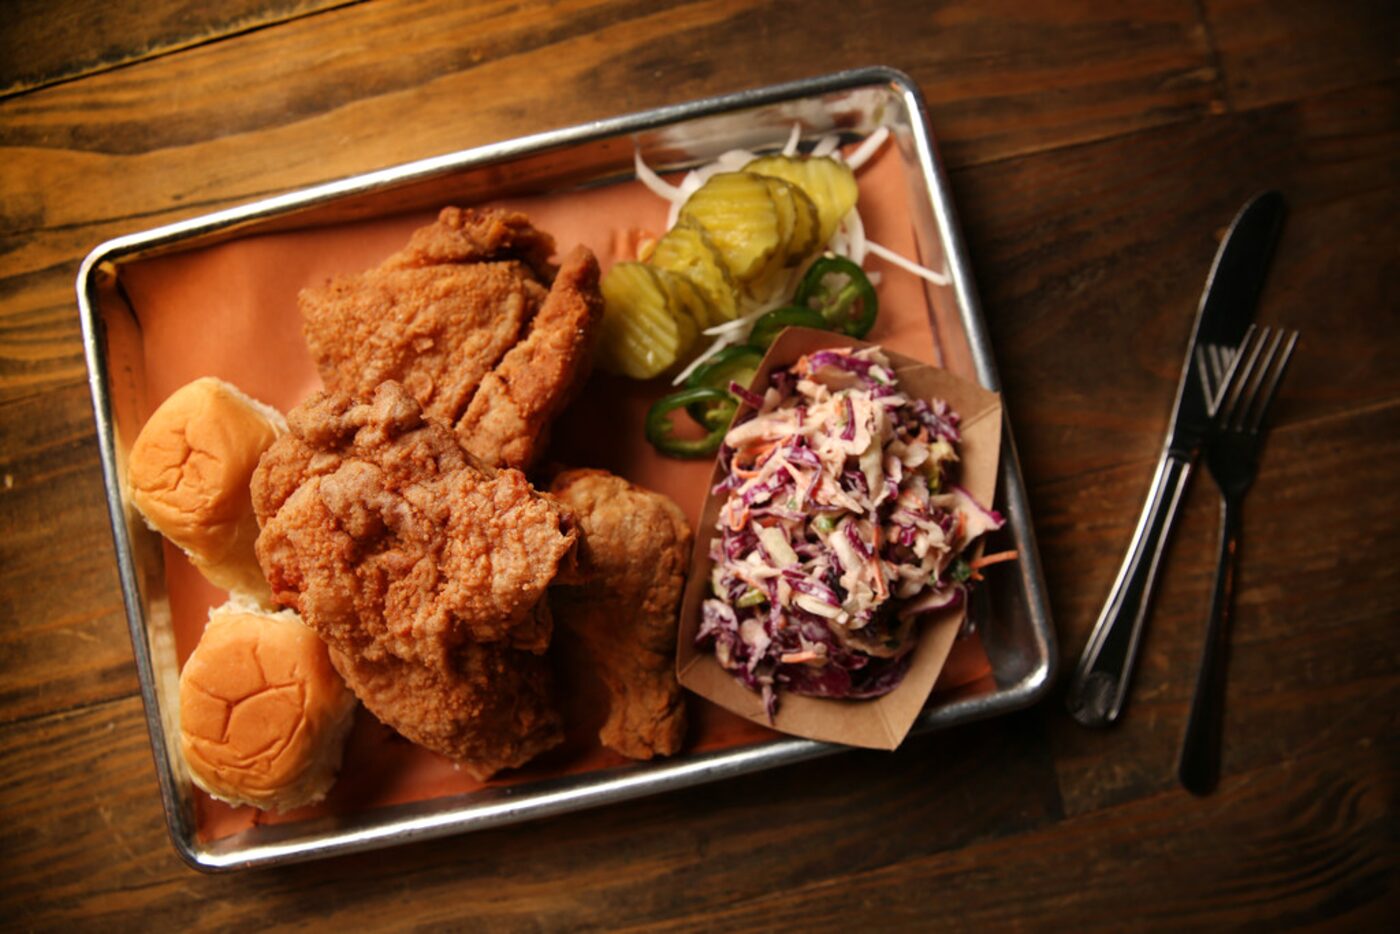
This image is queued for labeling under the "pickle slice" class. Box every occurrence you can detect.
[786,181,821,263]
[597,261,685,379]
[653,265,719,332]
[747,176,824,293]
[744,154,858,248]
[649,222,739,322]
[676,171,782,282]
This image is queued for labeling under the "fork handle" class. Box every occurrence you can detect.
[1066,452,1194,727]
[1178,494,1241,795]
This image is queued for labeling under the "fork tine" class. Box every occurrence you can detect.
[1240,328,1285,428]
[1244,330,1299,432]
[1209,344,1229,388]
[1195,346,1217,410]
[1216,326,1266,429]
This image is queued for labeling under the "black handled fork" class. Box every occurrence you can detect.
[1178,325,1300,796]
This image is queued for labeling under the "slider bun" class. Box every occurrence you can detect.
[179,602,356,812]
[127,377,285,603]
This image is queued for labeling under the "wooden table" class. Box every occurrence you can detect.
[2,1,1395,927]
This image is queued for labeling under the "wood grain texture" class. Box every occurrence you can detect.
[1204,0,1400,110]
[0,0,1218,239]
[0,699,1062,926]
[0,0,353,98]
[0,0,1396,927]
[0,382,137,725]
[641,738,1398,930]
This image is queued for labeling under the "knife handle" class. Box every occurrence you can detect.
[1066,452,1193,727]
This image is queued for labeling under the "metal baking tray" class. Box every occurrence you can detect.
[78,66,1057,871]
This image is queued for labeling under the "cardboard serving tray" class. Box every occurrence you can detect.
[677,329,1003,749]
[76,67,1056,871]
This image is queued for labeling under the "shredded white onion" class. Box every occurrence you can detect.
[842,207,868,266]
[866,240,951,286]
[845,126,889,172]
[781,122,802,156]
[811,134,840,158]
[672,333,736,384]
[633,149,683,203]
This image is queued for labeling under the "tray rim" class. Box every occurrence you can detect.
[76,65,1057,872]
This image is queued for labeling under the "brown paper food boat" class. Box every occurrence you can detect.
[676,327,1004,750]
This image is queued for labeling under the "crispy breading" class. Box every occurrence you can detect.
[251,381,574,774]
[301,262,546,426]
[328,643,561,781]
[548,469,691,759]
[457,246,602,470]
[380,205,557,280]
[299,207,602,472]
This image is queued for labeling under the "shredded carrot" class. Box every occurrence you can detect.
[736,570,767,592]
[969,549,1019,570]
[611,226,656,261]
[727,506,750,532]
[780,650,825,665]
[732,440,780,477]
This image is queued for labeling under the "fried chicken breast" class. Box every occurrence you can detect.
[299,207,602,472]
[251,381,574,777]
[548,469,691,759]
[327,644,559,776]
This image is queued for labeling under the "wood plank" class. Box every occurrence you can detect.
[0,1,351,98]
[1045,401,1400,815]
[0,381,138,724]
[0,257,91,404]
[0,695,1063,925]
[1205,0,1400,111]
[953,78,1400,488]
[639,737,1398,929]
[0,0,1219,241]
[942,79,1400,811]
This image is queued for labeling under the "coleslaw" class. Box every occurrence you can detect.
[696,346,1012,717]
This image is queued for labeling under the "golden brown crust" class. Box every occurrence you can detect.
[380,206,557,280]
[251,381,574,774]
[328,643,561,781]
[127,377,283,602]
[297,207,602,472]
[178,604,356,812]
[301,262,546,425]
[548,469,691,760]
[456,246,603,471]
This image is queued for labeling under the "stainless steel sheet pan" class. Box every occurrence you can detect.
[78,66,1056,871]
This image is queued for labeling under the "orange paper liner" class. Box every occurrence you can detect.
[110,143,996,843]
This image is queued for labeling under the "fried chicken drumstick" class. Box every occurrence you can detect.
[549,469,691,759]
[251,381,576,778]
[300,207,602,472]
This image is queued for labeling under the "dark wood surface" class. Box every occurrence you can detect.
[2,0,1396,927]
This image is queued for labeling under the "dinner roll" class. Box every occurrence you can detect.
[127,377,285,603]
[178,602,357,812]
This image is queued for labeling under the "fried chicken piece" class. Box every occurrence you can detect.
[328,644,561,780]
[301,261,547,428]
[548,469,691,759]
[380,205,557,279]
[299,207,602,472]
[252,381,575,774]
[457,247,602,470]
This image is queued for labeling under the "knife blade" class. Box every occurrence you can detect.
[1066,190,1286,728]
